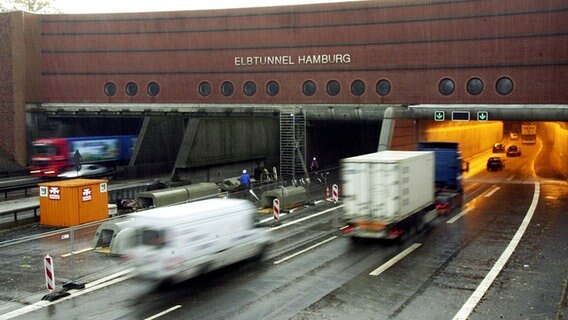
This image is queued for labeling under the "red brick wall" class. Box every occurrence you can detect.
[38,0,568,104]
[0,13,17,165]
[0,12,40,167]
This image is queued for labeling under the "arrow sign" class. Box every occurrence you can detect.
[434,111,445,121]
[477,111,489,121]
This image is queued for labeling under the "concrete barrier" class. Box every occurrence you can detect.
[92,219,136,255]
[260,186,308,209]
[136,182,219,209]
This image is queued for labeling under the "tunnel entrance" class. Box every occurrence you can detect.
[307,121,381,169]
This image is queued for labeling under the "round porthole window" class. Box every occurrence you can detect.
[126,82,139,96]
[302,80,317,96]
[376,79,391,96]
[351,80,366,96]
[496,77,513,95]
[326,80,341,96]
[244,81,257,96]
[467,78,484,96]
[266,81,280,96]
[221,81,234,97]
[198,81,212,96]
[439,78,455,96]
[147,82,160,97]
[104,82,117,97]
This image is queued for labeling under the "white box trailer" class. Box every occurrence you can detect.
[342,150,435,239]
[129,198,272,283]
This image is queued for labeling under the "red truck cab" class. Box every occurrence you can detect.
[30,138,71,177]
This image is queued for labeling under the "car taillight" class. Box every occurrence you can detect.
[343,225,355,234]
[436,203,449,210]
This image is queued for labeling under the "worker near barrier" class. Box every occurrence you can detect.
[310,157,320,172]
[239,169,251,190]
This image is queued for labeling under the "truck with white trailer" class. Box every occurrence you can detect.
[521,122,537,145]
[341,146,464,240]
[128,198,272,283]
[341,151,436,240]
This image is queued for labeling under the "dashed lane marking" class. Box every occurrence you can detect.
[274,236,338,265]
[484,186,501,197]
[369,243,422,276]
[446,207,472,224]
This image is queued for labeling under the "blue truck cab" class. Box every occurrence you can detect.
[417,142,468,214]
[416,142,467,192]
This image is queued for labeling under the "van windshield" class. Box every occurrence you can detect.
[141,228,167,247]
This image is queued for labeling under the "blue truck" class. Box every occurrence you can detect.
[416,142,467,215]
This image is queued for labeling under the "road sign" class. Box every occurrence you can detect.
[451,111,470,121]
[332,184,339,204]
[434,111,445,121]
[44,255,55,291]
[273,198,280,221]
[477,111,489,121]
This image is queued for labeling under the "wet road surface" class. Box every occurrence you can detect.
[1,140,567,320]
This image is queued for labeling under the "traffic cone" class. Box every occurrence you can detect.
[325,187,330,200]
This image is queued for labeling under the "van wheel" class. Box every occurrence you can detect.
[254,243,272,261]
[198,262,211,276]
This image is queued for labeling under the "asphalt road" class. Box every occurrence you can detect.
[0,140,567,320]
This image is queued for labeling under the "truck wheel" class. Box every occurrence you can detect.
[349,236,364,245]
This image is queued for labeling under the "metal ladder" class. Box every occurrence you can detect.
[279,107,308,182]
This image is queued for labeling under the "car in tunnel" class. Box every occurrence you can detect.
[493,143,506,153]
[57,164,111,178]
[506,145,522,157]
[486,157,505,171]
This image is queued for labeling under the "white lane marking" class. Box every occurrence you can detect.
[274,236,338,265]
[61,247,93,258]
[484,186,501,197]
[453,182,540,320]
[369,243,422,276]
[446,207,473,224]
[0,301,52,320]
[506,175,515,181]
[0,268,135,320]
[85,267,135,288]
[145,305,182,320]
[271,205,344,231]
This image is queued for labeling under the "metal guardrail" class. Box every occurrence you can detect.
[0,184,154,225]
[0,199,40,223]
[0,169,340,226]
[0,177,44,199]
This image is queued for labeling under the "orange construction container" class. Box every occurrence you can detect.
[39,178,109,227]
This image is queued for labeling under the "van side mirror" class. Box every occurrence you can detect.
[462,161,470,173]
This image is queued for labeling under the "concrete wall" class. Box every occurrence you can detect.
[172,117,280,183]
[418,121,503,158]
[542,122,568,177]
[127,116,185,176]
[0,12,40,168]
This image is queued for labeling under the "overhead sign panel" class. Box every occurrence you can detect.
[477,111,489,121]
[434,111,445,121]
[451,111,470,121]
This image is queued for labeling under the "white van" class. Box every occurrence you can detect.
[129,198,272,283]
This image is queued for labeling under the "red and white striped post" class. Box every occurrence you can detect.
[44,255,55,292]
[332,184,339,204]
[273,198,280,222]
[325,187,330,200]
